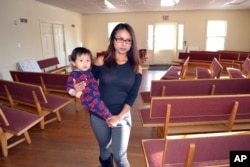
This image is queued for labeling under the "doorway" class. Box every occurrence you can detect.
[40,22,67,66]
[147,22,179,64]
[154,22,178,64]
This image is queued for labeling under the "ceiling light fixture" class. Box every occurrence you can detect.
[161,0,180,7]
[225,0,247,5]
[104,0,116,8]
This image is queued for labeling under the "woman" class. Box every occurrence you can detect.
[89,23,142,167]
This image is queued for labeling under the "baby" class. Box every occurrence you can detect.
[66,47,113,120]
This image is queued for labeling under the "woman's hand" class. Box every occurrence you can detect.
[106,116,120,128]
[106,104,130,127]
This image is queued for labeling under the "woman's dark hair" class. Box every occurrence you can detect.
[104,23,140,72]
[70,47,93,62]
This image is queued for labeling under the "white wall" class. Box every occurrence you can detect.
[1,0,250,79]
[83,10,250,64]
[0,0,83,80]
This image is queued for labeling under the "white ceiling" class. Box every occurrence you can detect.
[36,0,250,14]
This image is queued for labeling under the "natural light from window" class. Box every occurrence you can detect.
[147,25,154,50]
[178,24,184,50]
[147,23,184,51]
[108,22,121,38]
[154,24,175,52]
[206,20,227,51]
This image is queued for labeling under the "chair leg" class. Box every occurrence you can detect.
[55,111,62,122]
[157,127,164,138]
[74,97,78,112]
[40,118,45,130]
[23,131,31,144]
[0,130,8,157]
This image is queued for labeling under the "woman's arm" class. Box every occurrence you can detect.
[107,65,142,127]
[107,104,131,127]
[91,56,104,80]
[124,65,143,107]
[93,55,104,66]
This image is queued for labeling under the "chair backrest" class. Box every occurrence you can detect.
[179,56,190,79]
[150,95,242,118]
[239,52,249,61]
[162,131,250,166]
[0,79,47,105]
[150,78,250,97]
[37,57,59,69]
[242,58,250,78]
[10,71,42,86]
[242,58,250,72]
[219,52,240,61]
[40,73,68,92]
[0,80,7,98]
[179,52,220,61]
[211,58,223,78]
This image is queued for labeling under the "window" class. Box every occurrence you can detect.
[108,22,121,38]
[177,24,184,50]
[206,20,227,51]
[147,25,154,50]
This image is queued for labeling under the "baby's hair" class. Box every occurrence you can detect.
[70,47,93,62]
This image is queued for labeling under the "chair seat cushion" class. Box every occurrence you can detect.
[40,94,72,111]
[196,67,212,79]
[161,66,182,80]
[140,91,151,104]
[0,105,40,134]
[143,134,250,167]
[227,68,245,78]
[140,108,165,126]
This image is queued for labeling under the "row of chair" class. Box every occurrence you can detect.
[162,57,250,80]
[9,70,79,111]
[195,57,223,79]
[0,105,43,157]
[161,57,224,80]
[0,79,74,157]
[140,65,250,166]
[140,92,250,166]
[227,58,250,78]
[140,95,250,137]
[142,131,250,167]
[37,57,69,73]
[161,57,190,80]
[176,50,249,69]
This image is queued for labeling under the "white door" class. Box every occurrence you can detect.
[40,22,67,66]
[53,24,67,66]
[153,23,178,64]
[40,22,55,59]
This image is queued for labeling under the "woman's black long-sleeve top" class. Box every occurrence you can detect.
[91,61,142,115]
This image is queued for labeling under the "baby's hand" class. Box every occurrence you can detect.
[73,79,86,92]
[75,90,82,98]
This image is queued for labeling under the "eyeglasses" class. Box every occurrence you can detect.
[114,37,132,44]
